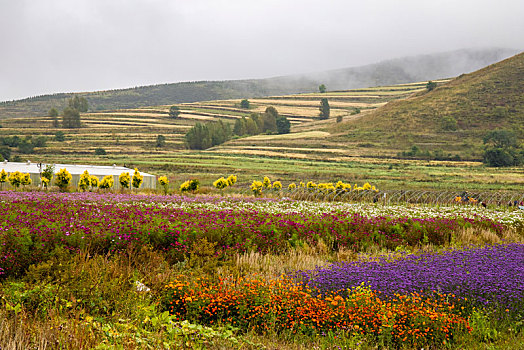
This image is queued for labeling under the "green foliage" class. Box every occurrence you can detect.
[169,105,180,118]
[319,98,330,119]
[94,147,107,155]
[68,96,88,112]
[319,84,326,93]
[0,146,11,161]
[441,115,458,131]
[263,107,278,133]
[483,129,518,149]
[155,134,166,148]
[18,137,34,154]
[276,115,291,134]
[48,107,59,127]
[185,120,231,150]
[240,99,250,109]
[483,129,523,167]
[54,131,65,142]
[426,81,437,91]
[41,165,54,183]
[55,168,72,191]
[62,107,81,128]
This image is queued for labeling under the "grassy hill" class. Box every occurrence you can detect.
[329,52,524,160]
[1,73,522,192]
[0,48,516,119]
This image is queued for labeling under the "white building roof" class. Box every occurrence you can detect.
[0,161,154,177]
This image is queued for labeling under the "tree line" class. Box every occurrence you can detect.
[184,106,291,150]
[48,96,89,129]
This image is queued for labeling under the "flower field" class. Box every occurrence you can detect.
[1,191,520,277]
[294,244,524,319]
[1,191,523,349]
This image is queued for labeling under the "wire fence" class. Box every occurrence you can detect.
[236,187,524,207]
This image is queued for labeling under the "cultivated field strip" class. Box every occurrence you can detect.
[0,80,461,181]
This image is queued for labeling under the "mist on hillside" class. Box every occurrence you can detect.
[276,48,519,91]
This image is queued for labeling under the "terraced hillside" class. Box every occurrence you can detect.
[1,80,439,158]
[2,77,522,192]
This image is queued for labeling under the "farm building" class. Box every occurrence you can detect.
[0,161,156,190]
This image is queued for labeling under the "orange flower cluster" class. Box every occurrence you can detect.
[163,276,470,347]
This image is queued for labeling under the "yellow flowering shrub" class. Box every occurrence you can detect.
[55,168,72,191]
[272,181,282,190]
[213,177,228,190]
[262,176,271,188]
[288,182,296,190]
[132,168,143,189]
[99,175,114,189]
[78,170,91,192]
[226,175,237,186]
[90,175,100,189]
[119,171,131,189]
[251,180,263,196]
[21,173,32,186]
[158,176,169,195]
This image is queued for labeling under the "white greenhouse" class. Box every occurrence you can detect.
[0,161,156,190]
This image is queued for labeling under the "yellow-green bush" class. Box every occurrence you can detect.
[119,171,131,189]
[55,168,72,192]
[132,168,143,189]
[99,175,114,189]
[78,170,91,192]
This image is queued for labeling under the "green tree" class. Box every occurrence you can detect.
[156,135,166,148]
[240,99,250,109]
[319,98,330,119]
[41,165,54,183]
[49,108,59,127]
[169,106,180,118]
[68,96,88,112]
[94,147,107,155]
[482,129,523,167]
[319,84,326,93]
[426,81,437,91]
[0,146,11,161]
[233,117,247,136]
[62,107,81,128]
[276,115,291,134]
[185,121,231,150]
[18,138,34,154]
[262,107,279,133]
[55,131,65,142]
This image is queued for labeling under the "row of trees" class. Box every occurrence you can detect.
[185,120,232,150]
[0,167,144,192]
[0,135,47,160]
[233,107,290,136]
[49,96,89,129]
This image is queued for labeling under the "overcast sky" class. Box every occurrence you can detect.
[1,0,523,101]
